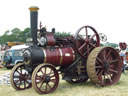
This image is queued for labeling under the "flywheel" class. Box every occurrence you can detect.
[87,47,122,86]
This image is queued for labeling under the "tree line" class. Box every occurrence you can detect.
[0,28,31,44]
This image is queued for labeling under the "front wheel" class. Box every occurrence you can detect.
[10,63,32,90]
[32,63,59,94]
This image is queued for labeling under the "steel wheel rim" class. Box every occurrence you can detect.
[87,47,122,86]
[10,63,32,90]
[75,26,100,58]
[32,64,59,94]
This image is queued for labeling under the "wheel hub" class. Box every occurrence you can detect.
[85,39,89,44]
[44,76,50,83]
[104,62,109,71]
[20,75,26,80]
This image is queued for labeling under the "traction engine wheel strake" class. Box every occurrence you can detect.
[32,64,59,94]
[75,26,100,58]
[87,47,122,86]
[10,63,32,90]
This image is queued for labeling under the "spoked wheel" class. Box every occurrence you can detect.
[10,63,32,90]
[32,64,59,94]
[87,47,122,86]
[99,33,107,42]
[75,26,100,58]
[66,78,88,84]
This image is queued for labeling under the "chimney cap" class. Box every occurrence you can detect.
[29,6,39,11]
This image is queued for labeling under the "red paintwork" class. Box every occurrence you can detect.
[43,47,75,66]
[45,32,56,46]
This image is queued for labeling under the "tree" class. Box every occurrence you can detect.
[103,42,118,48]
[0,27,31,44]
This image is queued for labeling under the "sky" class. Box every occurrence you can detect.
[0,0,128,43]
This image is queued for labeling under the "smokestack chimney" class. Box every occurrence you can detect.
[29,6,39,45]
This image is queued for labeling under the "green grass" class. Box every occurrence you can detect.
[0,68,128,96]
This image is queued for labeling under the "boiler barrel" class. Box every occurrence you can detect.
[23,46,75,66]
[43,47,75,66]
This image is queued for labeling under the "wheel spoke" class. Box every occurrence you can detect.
[96,57,102,64]
[103,74,106,81]
[109,59,118,64]
[14,79,20,84]
[45,83,48,92]
[40,69,45,75]
[87,44,89,55]
[85,27,88,39]
[97,70,103,77]
[48,69,54,75]
[108,68,118,74]
[13,75,20,78]
[96,60,100,65]
[26,80,31,84]
[16,70,21,75]
[47,83,52,89]
[44,67,47,74]
[107,55,112,64]
[89,34,96,41]
[96,69,101,75]
[39,80,44,89]
[103,49,106,61]
[36,75,42,80]
[79,42,86,51]
[78,35,85,41]
[18,80,21,88]
[106,50,112,59]
[95,65,102,69]
[89,43,96,48]
[50,79,56,83]
[50,74,55,78]
[24,76,31,80]
[106,71,112,78]
[24,80,26,88]
[109,64,114,68]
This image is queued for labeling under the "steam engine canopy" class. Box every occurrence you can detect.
[23,46,75,66]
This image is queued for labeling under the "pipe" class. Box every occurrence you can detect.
[29,6,39,45]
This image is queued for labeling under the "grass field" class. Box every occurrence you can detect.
[0,68,128,96]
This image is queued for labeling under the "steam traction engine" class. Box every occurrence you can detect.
[10,6,122,94]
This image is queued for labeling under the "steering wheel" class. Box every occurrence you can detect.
[99,33,107,42]
[75,26,100,58]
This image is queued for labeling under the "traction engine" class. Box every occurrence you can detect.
[10,6,123,94]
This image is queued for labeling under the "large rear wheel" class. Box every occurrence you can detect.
[87,47,122,86]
